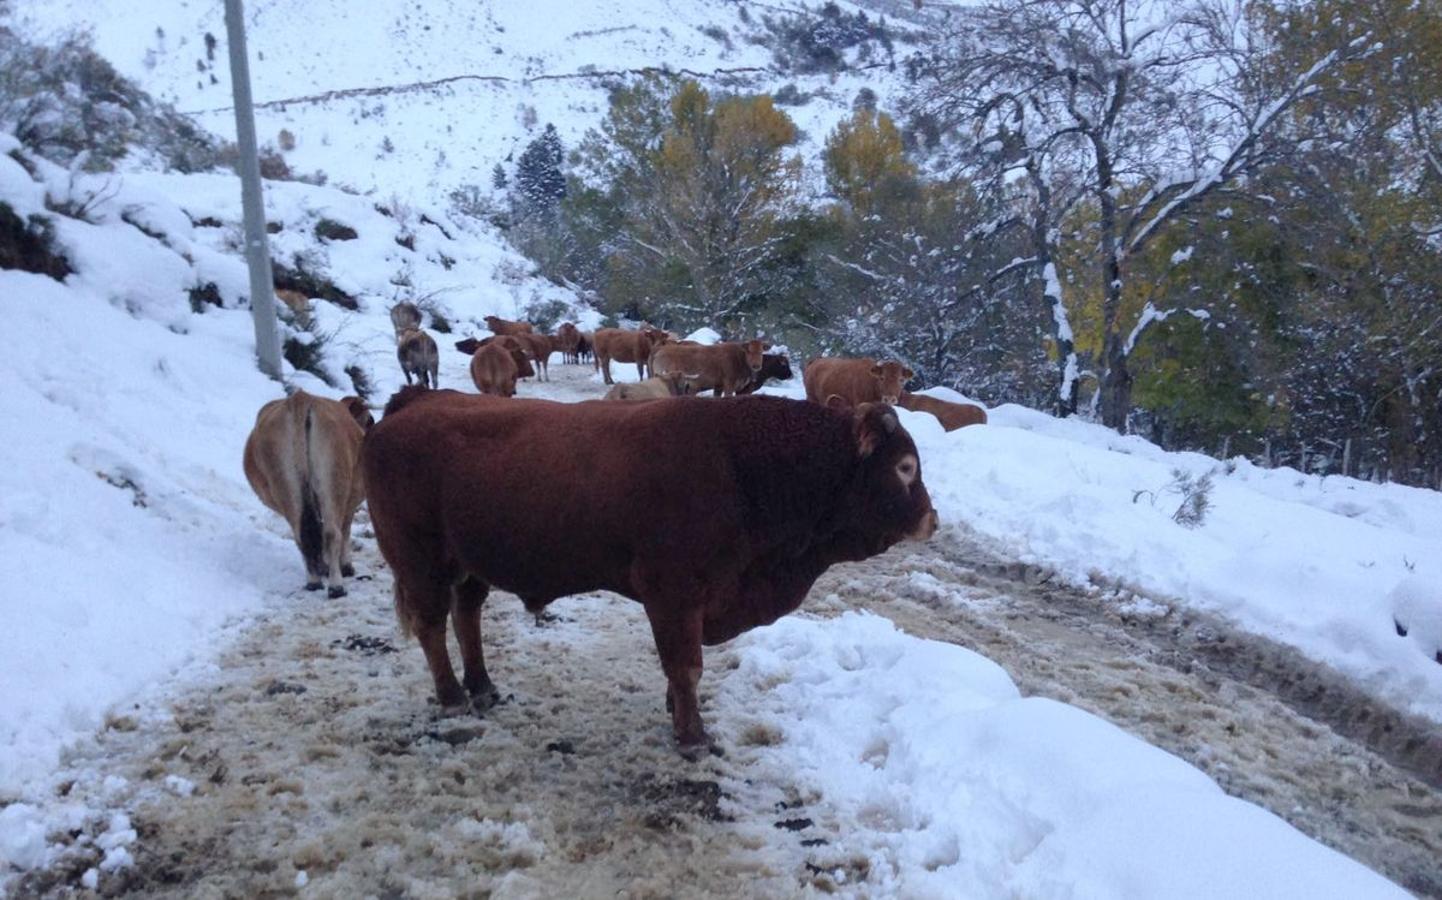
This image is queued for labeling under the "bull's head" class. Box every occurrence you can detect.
[741,339,767,372]
[342,396,375,432]
[826,396,938,550]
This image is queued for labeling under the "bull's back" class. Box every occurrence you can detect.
[365,393,744,598]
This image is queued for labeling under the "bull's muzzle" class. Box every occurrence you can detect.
[908,508,939,542]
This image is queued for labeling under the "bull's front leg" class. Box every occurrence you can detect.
[643,601,707,751]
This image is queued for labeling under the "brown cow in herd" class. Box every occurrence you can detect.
[593,326,670,384]
[484,315,533,336]
[554,322,583,364]
[396,328,439,389]
[512,332,556,381]
[650,340,767,397]
[736,353,794,395]
[804,357,914,407]
[363,388,937,750]
[469,342,522,397]
[897,392,988,430]
[244,390,372,597]
[603,372,693,400]
[455,335,535,380]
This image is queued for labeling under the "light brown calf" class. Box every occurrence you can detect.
[593,327,671,384]
[243,390,371,597]
[897,392,988,430]
[603,373,693,400]
[804,357,914,407]
[485,315,534,336]
[397,328,439,389]
[470,342,521,397]
[650,340,767,397]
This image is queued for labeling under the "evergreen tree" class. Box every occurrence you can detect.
[514,124,566,218]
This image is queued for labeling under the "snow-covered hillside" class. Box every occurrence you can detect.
[12,0,922,204]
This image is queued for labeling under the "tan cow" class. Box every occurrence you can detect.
[484,315,534,336]
[897,392,988,430]
[470,342,521,397]
[603,373,693,401]
[397,328,439,389]
[650,340,767,397]
[390,302,423,337]
[243,390,372,597]
[804,357,914,407]
[593,326,671,384]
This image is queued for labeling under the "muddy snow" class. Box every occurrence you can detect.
[7,366,1437,897]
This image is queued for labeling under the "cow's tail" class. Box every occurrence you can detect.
[298,407,325,577]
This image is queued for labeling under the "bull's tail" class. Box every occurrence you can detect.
[298,408,325,578]
[392,581,414,640]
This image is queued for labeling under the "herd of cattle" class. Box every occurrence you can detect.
[242,302,984,748]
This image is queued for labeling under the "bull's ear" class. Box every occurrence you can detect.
[825,394,851,411]
[870,365,883,377]
[855,404,898,458]
[902,367,915,379]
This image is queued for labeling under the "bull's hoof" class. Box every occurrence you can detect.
[467,681,502,714]
[341,563,356,577]
[676,736,722,761]
[305,580,323,592]
[327,585,347,599]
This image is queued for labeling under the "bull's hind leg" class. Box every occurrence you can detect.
[405,580,468,714]
[642,601,708,751]
[451,576,500,712]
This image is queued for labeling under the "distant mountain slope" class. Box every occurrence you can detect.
[11,0,938,205]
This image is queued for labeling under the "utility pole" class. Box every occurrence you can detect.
[224,0,283,379]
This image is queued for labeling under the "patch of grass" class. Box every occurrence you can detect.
[272,258,357,310]
[314,218,358,241]
[0,202,71,280]
[187,281,223,313]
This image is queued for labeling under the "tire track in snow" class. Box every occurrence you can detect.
[805,532,1442,898]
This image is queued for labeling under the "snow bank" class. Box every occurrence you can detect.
[716,612,1405,897]
[899,401,1442,722]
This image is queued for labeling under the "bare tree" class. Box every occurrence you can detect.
[906,0,1371,427]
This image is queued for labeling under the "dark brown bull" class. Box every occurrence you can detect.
[593,326,670,384]
[397,328,439,389]
[243,390,372,597]
[804,357,914,407]
[363,389,937,750]
[736,353,794,395]
[897,392,988,430]
[484,315,534,336]
[650,340,767,397]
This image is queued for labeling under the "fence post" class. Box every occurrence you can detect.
[224,0,282,379]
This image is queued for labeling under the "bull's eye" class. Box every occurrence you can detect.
[896,455,918,487]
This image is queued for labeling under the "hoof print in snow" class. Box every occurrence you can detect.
[331,634,398,655]
[545,740,575,755]
[801,838,829,847]
[774,817,814,831]
[264,680,307,696]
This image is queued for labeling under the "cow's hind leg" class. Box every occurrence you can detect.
[451,576,500,712]
[409,583,468,714]
[642,600,708,751]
